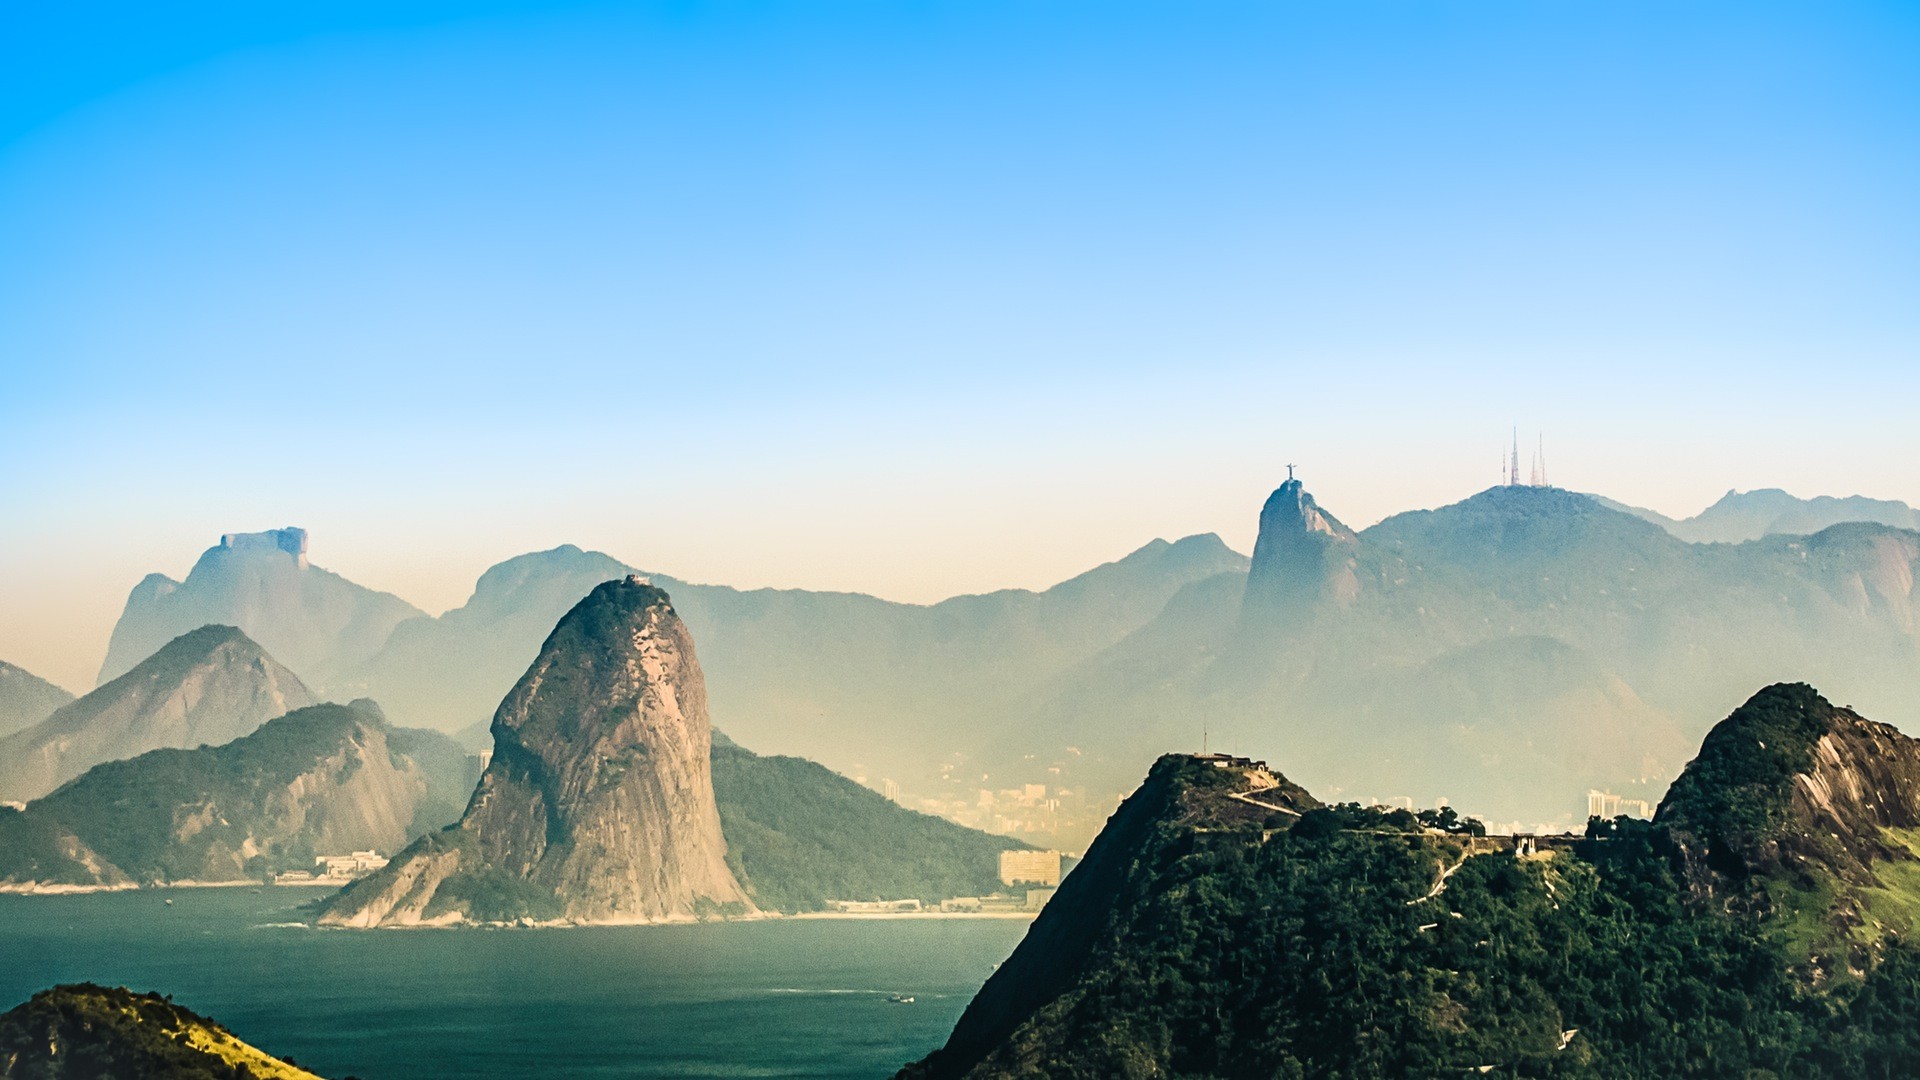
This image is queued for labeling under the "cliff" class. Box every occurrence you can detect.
[317,578,754,926]
[0,626,317,803]
[1239,476,1360,632]
[0,983,322,1079]
[1656,682,1920,966]
[0,701,476,888]
[98,528,424,692]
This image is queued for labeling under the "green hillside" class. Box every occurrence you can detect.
[0,702,477,887]
[711,732,1025,912]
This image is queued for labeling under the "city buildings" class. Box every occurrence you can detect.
[999,849,1064,887]
[1587,790,1654,820]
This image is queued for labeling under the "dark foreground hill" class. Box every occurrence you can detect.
[0,701,476,889]
[0,983,321,1079]
[904,685,1920,1079]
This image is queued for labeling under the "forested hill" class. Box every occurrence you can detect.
[711,732,1025,912]
[904,687,1920,1079]
[0,701,477,888]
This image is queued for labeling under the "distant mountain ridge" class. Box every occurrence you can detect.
[98,527,424,689]
[0,700,476,889]
[1598,488,1920,543]
[86,482,1920,842]
[1011,482,1920,833]
[0,625,317,803]
[345,534,1249,789]
[0,661,73,739]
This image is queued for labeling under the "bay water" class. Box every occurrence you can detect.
[0,887,1030,1079]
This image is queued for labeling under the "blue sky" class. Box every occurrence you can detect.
[3,1,1918,687]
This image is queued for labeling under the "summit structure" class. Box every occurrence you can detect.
[1239,470,1360,631]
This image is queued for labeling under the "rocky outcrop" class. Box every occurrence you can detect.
[0,661,74,739]
[0,700,475,888]
[1659,683,1920,894]
[98,528,424,691]
[318,577,754,926]
[1239,477,1359,631]
[0,626,317,803]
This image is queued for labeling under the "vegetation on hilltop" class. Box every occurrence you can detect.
[0,983,324,1080]
[907,744,1920,1079]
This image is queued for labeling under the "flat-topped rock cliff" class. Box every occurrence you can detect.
[99,527,424,692]
[318,577,754,926]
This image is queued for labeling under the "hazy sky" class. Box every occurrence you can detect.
[3,1,1918,690]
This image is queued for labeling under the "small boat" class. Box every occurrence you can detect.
[163,899,173,907]
[887,994,915,1005]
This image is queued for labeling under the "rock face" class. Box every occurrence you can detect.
[0,626,317,803]
[98,527,424,691]
[318,578,754,926]
[1240,476,1360,630]
[0,700,477,888]
[1656,683,1920,964]
[0,661,74,739]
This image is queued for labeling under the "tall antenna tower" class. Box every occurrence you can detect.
[1531,434,1548,487]
[1509,428,1521,488]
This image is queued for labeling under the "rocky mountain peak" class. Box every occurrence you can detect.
[1241,477,1361,630]
[0,625,316,803]
[1655,684,1920,965]
[318,577,754,926]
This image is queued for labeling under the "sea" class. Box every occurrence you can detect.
[0,887,1031,1079]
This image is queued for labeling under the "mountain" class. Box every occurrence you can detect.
[0,700,478,889]
[355,544,634,732]
[349,535,1249,796]
[318,577,753,926]
[1012,481,1920,837]
[0,983,322,1079]
[0,626,317,803]
[904,689,1920,1078]
[1656,683,1920,966]
[0,662,73,740]
[710,731,1025,912]
[1601,488,1920,544]
[98,527,424,691]
[1240,475,1360,631]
